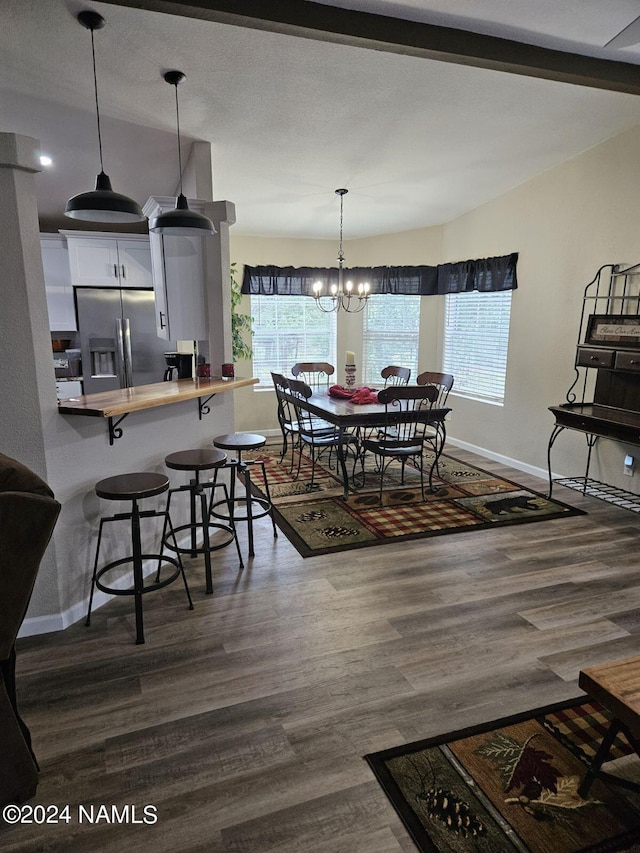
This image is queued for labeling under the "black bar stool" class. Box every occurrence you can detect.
[162,448,244,594]
[86,472,193,645]
[211,433,277,557]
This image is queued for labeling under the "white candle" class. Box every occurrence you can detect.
[345,350,355,365]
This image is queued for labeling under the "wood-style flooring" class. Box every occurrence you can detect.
[3,448,640,852]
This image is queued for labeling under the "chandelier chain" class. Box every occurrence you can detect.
[311,187,369,313]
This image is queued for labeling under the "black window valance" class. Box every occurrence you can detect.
[241,253,518,297]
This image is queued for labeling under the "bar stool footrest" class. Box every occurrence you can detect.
[164,522,236,556]
[210,496,272,524]
[95,555,182,596]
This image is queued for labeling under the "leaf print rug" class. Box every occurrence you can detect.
[365,698,640,852]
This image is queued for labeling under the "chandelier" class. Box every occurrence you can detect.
[312,188,370,313]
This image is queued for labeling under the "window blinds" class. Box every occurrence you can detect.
[442,290,512,403]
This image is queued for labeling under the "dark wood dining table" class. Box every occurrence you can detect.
[282,388,451,498]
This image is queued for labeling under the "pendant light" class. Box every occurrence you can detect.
[312,189,369,313]
[148,71,215,236]
[64,11,144,223]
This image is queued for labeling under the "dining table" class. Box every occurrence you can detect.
[282,387,451,499]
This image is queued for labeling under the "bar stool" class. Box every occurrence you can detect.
[162,448,244,594]
[86,472,193,645]
[211,433,278,557]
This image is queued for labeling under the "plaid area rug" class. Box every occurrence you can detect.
[243,446,583,557]
[365,698,640,852]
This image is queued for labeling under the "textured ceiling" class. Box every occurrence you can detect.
[4,0,640,238]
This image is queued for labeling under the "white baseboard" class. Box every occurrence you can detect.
[18,561,164,639]
[446,436,551,484]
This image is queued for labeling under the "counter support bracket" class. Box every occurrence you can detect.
[198,394,216,420]
[108,414,128,445]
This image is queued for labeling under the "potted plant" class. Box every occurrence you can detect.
[230,262,253,362]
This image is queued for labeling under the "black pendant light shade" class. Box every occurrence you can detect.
[65,170,145,222]
[64,11,144,223]
[149,70,215,236]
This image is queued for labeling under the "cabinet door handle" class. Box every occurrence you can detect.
[159,311,167,329]
[590,356,599,361]
[121,264,126,279]
[113,263,118,279]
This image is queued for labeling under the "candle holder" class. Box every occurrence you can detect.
[345,364,356,388]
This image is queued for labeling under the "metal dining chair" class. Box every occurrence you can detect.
[271,371,300,471]
[381,365,411,386]
[361,384,439,502]
[287,378,357,491]
[416,371,454,406]
[416,371,454,474]
[291,362,335,391]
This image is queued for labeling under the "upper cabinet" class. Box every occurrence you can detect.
[64,234,153,289]
[40,235,76,331]
[143,197,208,341]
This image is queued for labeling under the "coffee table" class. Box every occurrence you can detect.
[577,654,640,796]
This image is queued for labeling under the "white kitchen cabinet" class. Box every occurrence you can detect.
[148,231,207,340]
[41,235,77,331]
[143,197,208,341]
[64,234,153,289]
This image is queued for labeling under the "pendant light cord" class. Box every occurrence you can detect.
[338,191,345,265]
[89,26,105,173]
[173,82,184,196]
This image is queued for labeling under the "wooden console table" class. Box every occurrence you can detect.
[578,655,640,797]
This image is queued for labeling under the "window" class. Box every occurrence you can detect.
[442,290,512,403]
[362,295,421,385]
[250,295,337,386]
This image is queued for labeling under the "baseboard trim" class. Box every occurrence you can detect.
[19,561,163,639]
[446,436,551,484]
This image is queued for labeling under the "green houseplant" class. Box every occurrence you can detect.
[230,262,253,362]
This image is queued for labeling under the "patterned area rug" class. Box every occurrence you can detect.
[244,446,583,557]
[365,698,640,852]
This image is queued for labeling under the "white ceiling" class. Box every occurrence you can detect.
[4,0,640,239]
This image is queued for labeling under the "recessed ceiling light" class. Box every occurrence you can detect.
[39,154,53,167]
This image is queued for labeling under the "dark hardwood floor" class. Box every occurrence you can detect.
[3,448,640,852]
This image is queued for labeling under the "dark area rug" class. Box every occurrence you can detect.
[365,698,640,852]
[245,446,584,557]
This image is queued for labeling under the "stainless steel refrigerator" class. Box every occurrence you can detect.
[76,288,173,394]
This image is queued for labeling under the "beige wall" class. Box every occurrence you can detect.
[231,123,640,489]
[230,226,443,434]
[440,123,640,486]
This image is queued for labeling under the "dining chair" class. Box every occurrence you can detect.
[416,371,454,474]
[416,371,454,406]
[287,378,356,491]
[291,362,335,391]
[381,365,411,386]
[361,384,439,502]
[271,371,299,471]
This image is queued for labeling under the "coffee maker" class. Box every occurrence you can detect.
[164,352,192,381]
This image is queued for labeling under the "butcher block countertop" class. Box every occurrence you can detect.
[58,376,258,418]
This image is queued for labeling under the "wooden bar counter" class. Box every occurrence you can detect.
[58,376,258,443]
[58,376,258,418]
